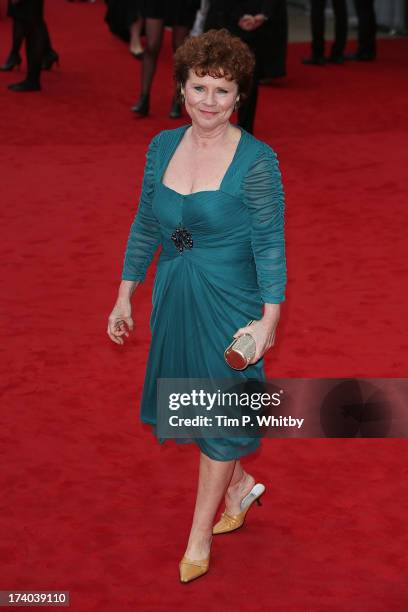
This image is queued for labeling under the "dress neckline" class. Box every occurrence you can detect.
[160,124,246,197]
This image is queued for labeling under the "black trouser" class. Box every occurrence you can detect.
[310,0,348,59]
[236,60,261,135]
[9,0,47,85]
[20,16,47,84]
[10,17,53,61]
[353,0,377,57]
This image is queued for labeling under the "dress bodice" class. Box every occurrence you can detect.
[122,124,287,304]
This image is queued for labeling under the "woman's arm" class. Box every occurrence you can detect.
[117,279,139,301]
[121,133,162,283]
[107,134,161,344]
[244,143,287,305]
[234,143,287,362]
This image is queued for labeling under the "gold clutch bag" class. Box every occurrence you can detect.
[224,320,256,370]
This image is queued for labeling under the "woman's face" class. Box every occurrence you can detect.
[183,69,239,129]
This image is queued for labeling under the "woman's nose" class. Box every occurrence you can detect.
[203,91,216,106]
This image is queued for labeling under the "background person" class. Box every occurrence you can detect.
[104,0,144,58]
[6,0,57,91]
[204,0,277,134]
[0,2,58,72]
[131,0,200,118]
[347,0,377,60]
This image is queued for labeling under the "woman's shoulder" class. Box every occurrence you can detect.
[242,129,278,161]
[149,125,188,148]
[233,131,281,190]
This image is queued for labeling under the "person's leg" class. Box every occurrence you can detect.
[237,56,261,135]
[237,80,258,135]
[171,24,189,53]
[0,18,24,70]
[140,18,164,95]
[26,17,47,85]
[330,0,348,59]
[311,0,326,59]
[184,452,236,560]
[42,21,59,69]
[129,17,144,57]
[8,15,45,91]
[222,460,256,515]
[354,0,377,58]
[11,18,25,57]
[302,0,327,64]
[169,25,190,118]
[131,17,164,114]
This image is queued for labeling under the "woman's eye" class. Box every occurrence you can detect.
[218,90,228,94]
[194,86,204,92]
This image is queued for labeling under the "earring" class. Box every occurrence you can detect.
[180,88,185,104]
[234,96,240,111]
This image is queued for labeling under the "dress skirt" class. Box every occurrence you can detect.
[140,0,200,27]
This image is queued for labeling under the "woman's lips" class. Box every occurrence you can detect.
[199,109,217,116]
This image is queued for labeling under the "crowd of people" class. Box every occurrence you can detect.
[0,1,378,132]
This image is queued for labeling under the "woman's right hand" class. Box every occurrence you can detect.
[107,298,134,345]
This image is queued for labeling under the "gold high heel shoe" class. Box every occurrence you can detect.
[212,482,266,535]
[179,554,210,583]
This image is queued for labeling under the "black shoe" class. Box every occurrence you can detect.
[169,97,182,119]
[42,50,60,70]
[0,53,22,72]
[131,93,149,116]
[345,52,376,62]
[302,56,326,66]
[327,54,345,64]
[8,79,41,92]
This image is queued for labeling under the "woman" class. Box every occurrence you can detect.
[108,28,287,582]
[131,0,200,118]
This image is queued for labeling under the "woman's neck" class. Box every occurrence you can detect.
[188,122,237,149]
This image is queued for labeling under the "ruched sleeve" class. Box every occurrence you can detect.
[121,134,161,282]
[243,143,287,304]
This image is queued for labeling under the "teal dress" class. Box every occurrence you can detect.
[122,124,287,461]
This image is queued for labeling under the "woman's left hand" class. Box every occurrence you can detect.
[232,304,281,364]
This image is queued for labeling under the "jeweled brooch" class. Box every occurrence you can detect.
[171,225,193,253]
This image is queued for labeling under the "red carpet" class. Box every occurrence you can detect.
[1,2,407,610]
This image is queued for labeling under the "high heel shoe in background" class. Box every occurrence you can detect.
[179,554,210,583]
[0,53,22,72]
[212,482,266,535]
[131,93,149,117]
[42,50,60,71]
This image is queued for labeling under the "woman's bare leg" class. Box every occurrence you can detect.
[184,452,235,559]
[224,460,256,515]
